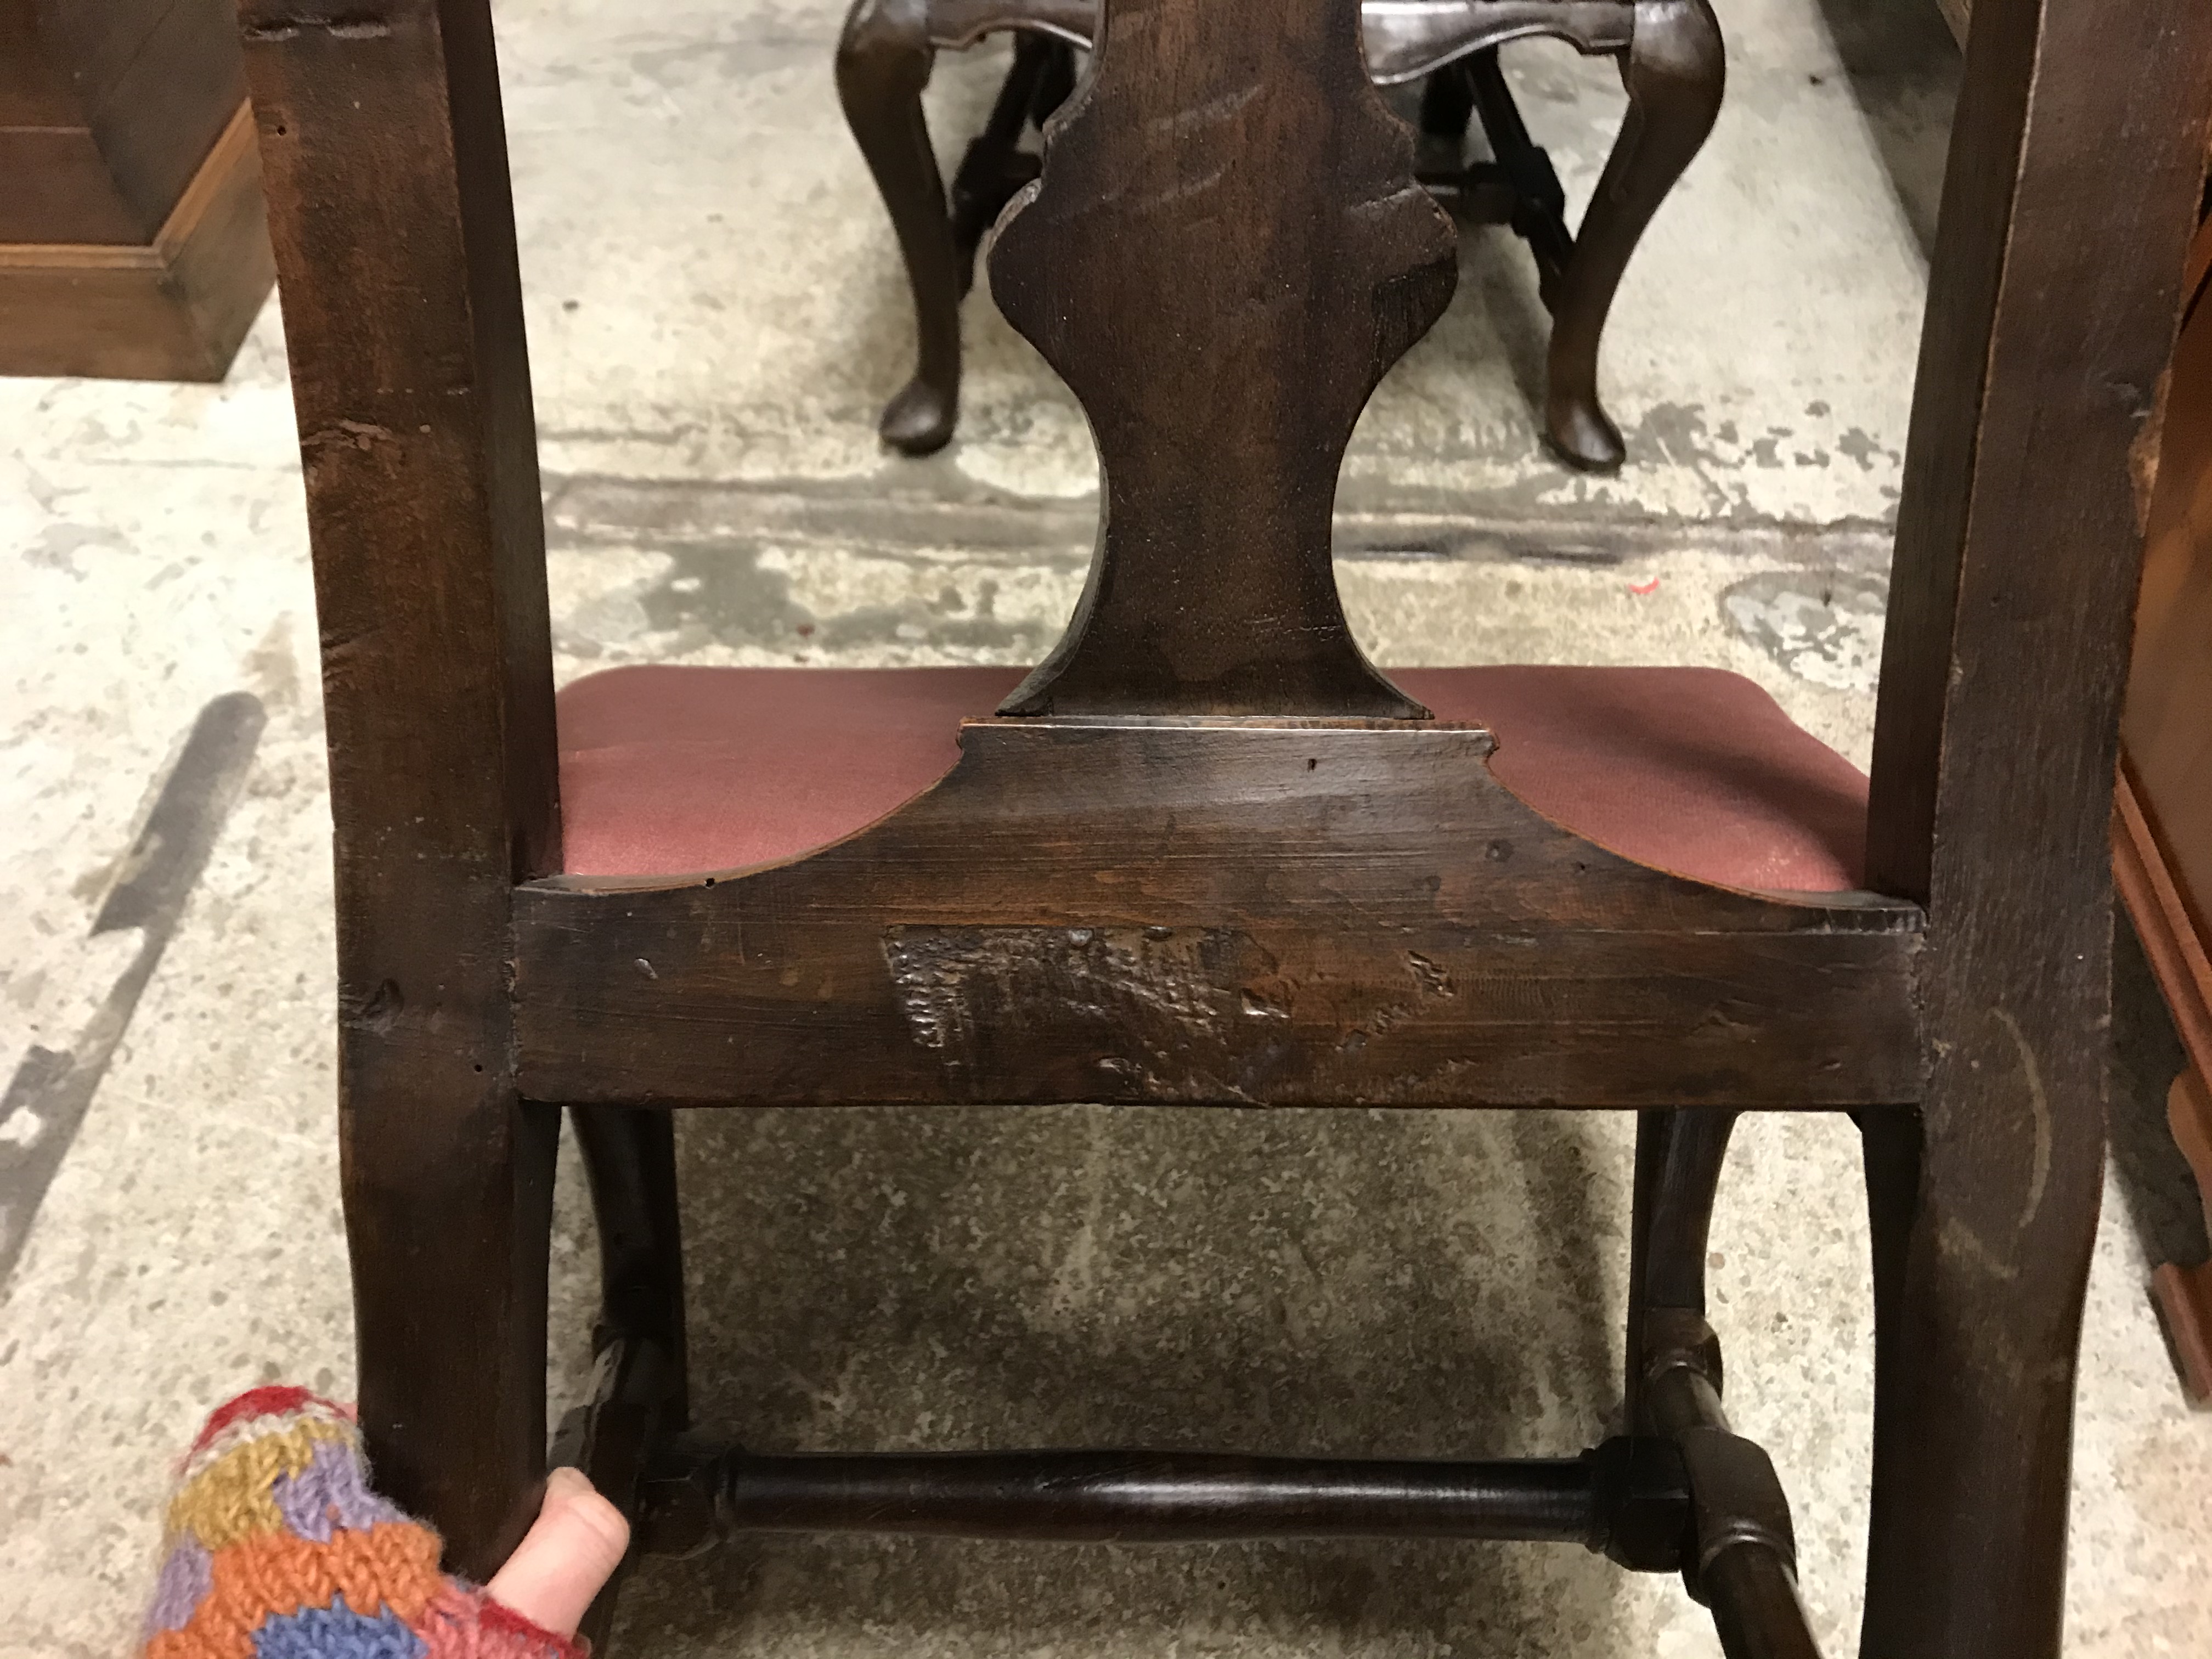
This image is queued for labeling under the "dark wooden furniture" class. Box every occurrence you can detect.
[2116,212,2212,1401]
[0,0,273,380]
[236,0,2212,1653]
[835,0,1724,470]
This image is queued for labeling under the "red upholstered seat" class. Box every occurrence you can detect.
[556,664,1868,892]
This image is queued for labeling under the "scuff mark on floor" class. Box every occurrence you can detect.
[1719,569,1888,691]
[0,694,265,1292]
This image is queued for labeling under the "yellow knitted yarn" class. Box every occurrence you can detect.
[164,1419,351,1553]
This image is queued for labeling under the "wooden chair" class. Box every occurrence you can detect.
[834,0,1725,470]
[235,0,2212,1653]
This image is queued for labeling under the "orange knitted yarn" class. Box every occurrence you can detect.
[146,1522,445,1659]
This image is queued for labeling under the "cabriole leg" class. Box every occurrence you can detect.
[1544,0,1723,470]
[573,1104,690,1426]
[1625,1107,1739,1430]
[560,1107,689,1649]
[1859,1080,2099,1659]
[348,1089,559,1579]
[837,0,963,454]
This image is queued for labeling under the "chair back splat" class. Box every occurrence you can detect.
[985,0,1455,716]
[236,0,2212,1653]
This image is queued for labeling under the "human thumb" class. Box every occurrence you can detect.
[483,1466,631,1638]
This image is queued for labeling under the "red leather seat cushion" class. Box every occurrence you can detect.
[556,664,1867,891]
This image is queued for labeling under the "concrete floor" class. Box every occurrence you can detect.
[2,0,2208,1654]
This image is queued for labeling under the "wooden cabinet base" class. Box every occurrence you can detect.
[2151,1070,2212,1401]
[2116,770,2212,1402]
[0,104,273,382]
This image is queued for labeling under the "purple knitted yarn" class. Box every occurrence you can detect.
[142,1538,212,1638]
[271,1436,410,1543]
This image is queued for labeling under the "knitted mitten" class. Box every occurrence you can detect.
[140,1386,584,1659]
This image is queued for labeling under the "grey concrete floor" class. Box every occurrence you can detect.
[2,0,2208,1654]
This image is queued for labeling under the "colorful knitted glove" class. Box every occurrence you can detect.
[140,1387,626,1659]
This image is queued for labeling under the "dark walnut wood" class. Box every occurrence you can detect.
[517,719,1922,1109]
[1864,0,2212,1652]
[630,1437,1698,1561]
[238,0,562,1581]
[986,0,1458,716]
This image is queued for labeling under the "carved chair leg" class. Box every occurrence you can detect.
[837,0,963,455]
[948,35,1067,274]
[346,1090,559,1581]
[1855,1106,1921,1382]
[1424,57,1477,181]
[1624,1107,1739,1431]
[1420,58,1476,145]
[1544,0,1724,471]
[1629,1112,1821,1646]
[1465,51,1575,294]
[1032,36,1078,121]
[555,1107,689,1651]
[1859,1084,2101,1659]
[573,1105,690,1427]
